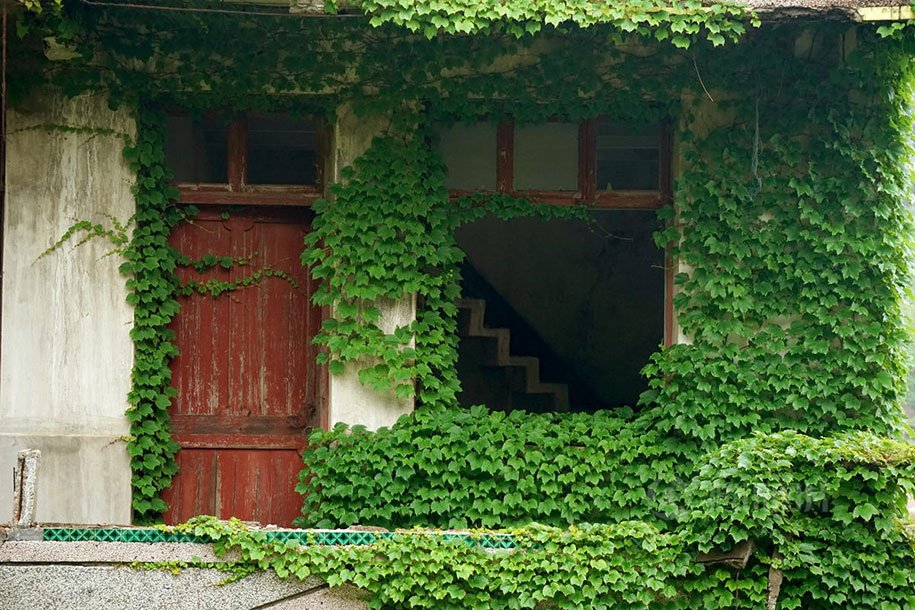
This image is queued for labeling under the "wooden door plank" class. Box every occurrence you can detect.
[165,206,319,526]
[171,414,309,436]
[162,449,217,523]
[169,216,232,417]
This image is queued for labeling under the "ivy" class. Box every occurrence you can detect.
[12,1,915,606]
[293,25,915,610]
[682,431,915,551]
[39,215,131,260]
[168,515,695,610]
[119,110,186,521]
[683,432,915,609]
[176,252,251,273]
[349,0,757,45]
[296,406,666,529]
[179,269,300,298]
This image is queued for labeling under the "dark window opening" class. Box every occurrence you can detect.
[246,115,317,185]
[164,115,229,184]
[595,121,660,192]
[455,211,665,414]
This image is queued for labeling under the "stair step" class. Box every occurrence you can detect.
[457,297,569,412]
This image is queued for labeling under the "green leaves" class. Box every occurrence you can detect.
[121,110,186,524]
[302,133,585,405]
[297,406,668,530]
[293,29,915,610]
[169,516,694,610]
[353,0,755,47]
[25,10,915,607]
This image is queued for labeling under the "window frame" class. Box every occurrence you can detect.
[447,118,671,209]
[169,112,327,207]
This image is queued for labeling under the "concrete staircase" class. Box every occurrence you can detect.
[457,298,569,412]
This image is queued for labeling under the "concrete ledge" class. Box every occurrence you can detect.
[0,565,359,610]
[0,541,227,564]
[0,536,368,610]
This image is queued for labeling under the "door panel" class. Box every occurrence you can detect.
[163,206,319,526]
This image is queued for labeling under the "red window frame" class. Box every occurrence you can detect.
[477,118,672,208]
[171,113,328,207]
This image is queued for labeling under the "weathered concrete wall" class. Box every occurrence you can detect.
[0,539,367,610]
[1,91,136,525]
[326,105,415,430]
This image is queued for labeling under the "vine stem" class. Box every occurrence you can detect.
[692,51,714,102]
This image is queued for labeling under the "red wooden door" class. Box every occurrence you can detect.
[163,206,321,526]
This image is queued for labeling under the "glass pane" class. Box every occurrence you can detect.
[514,123,578,191]
[596,122,660,191]
[436,123,497,190]
[247,116,317,185]
[165,115,229,184]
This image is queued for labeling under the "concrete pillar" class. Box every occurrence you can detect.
[671,89,738,346]
[12,449,41,527]
[1,90,136,525]
[325,105,415,430]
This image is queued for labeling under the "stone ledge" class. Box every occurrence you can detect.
[0,540,229,564]
[0,565,363,610]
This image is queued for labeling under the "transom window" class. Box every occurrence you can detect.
[164,112,324,206]
[436,118,670,208]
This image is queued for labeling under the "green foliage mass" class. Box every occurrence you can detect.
[291,25,915,610]
[120,112,186,520]
[294,411,915,607]
[304,133,586,404]
[297,406,666,529]
[683,431,915,547]
[683,432,915,609]
[174,515,696,610]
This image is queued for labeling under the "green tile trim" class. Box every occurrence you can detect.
[41,527,516,549]
[42,528,206,543]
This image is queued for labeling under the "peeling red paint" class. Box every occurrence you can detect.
[163,206,319,526]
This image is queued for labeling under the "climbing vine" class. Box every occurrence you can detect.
[170,515,696,610]
[119,111,185,520]
[293,24,915,610]
[347,0,757,43]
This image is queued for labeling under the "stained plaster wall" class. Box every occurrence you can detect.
[0,91,136,525]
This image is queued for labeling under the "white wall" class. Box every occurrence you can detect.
[1,90,136,525]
